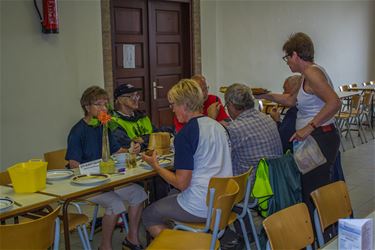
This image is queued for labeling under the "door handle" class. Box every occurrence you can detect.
[153,81,164,100]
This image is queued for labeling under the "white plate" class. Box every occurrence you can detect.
[47,169,74,181]
[0,197,14,211]
[71,174,110,186]
[139,158,172,170]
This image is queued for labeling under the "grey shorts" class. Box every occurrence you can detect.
[89,183,148,215]
[142,194,206,228]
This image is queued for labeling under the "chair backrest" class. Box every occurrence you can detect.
[0,170,11,185]
[44,149,68,169]
[339,84,350,92]
[209,178,239,231]
[229,168,253,204]
[310,181,352,233]
[0,206,60,249]
[349,83,358,88]
[263,203,314,250]
[362,81,374,86]
[362,91,374,109]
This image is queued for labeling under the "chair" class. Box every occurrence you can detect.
[360,91,375,139]
[0,206,61,250]
[335,94,366,148]
[44,149,91,249]
[363,81,374,86]
[310,181,353,247]
[339,84,350,92]
[262,203,314,250]
[349,83,358,88]
[44,149,68,169]
[147,178,240,250]
[174,168,260,250]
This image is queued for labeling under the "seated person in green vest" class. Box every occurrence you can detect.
[112,83,173,151]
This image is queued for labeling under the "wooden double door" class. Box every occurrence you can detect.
[111,0,192,127]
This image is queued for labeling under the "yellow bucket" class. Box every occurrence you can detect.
[8,159,47,193]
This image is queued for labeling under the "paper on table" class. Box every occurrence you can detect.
[79,159,101,175]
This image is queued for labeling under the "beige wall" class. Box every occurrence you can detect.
[1,0,104,169]
[201,0,375,95]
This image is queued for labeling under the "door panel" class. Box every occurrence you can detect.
[111,0,192,127]
[112,0,150,113]
[149,1,191,127]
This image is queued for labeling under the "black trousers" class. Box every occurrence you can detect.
[301,126,340,240]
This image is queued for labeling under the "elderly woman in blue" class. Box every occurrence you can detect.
[66,86,147,250]
[141,79,233,238]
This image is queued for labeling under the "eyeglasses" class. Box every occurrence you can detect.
[120,93,140,101]
[91,102,108,108]
[282,54,291,62]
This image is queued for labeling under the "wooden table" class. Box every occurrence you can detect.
[38,164,170,249]
[349,85,375,92]
[0,185,58,220]
[320,211,375,249]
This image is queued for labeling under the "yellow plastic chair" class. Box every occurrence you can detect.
[0,206,61,250]
[339,84,350,92]
[310,181,353,247]
[147,178,240,250]
[262,203,314,250]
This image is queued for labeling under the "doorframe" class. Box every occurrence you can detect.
[100,0,201,102]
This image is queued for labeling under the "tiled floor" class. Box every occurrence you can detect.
[64,127,374,250]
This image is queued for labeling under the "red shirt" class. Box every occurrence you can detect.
[174,94,229,132]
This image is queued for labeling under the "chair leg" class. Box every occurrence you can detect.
[247,208,260,250]
[53,217,60,250]
[121,212,129,234]
[82,224,92,250]
[89,204,99,241]
[77,225,89,250]
[345,120,355,148]
[238,217,251,250]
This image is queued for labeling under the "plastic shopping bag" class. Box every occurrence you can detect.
[293,135,327,174]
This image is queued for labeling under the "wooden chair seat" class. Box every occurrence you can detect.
[147,229,220,250]
[59,213,89,232]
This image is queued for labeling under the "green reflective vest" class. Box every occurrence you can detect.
[113,116,153,140]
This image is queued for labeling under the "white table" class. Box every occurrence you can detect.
[321,211,375,249]
[336,91,362,99]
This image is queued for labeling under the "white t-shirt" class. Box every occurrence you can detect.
[174,116,233,218]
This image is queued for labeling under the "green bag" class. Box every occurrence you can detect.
[251,158,273,217]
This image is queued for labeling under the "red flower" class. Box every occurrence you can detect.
[97,111,112,125]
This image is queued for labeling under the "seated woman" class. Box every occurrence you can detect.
[141,79,233,238]
[65,86,147,250]
[112,83,173,151]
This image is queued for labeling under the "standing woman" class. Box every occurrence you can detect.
[258,32,341,218]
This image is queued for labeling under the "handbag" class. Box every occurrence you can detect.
[293,135,327,174]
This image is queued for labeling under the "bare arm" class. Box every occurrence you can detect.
[290,66,341,141]
[256,92,298,107]
[303,66,341,126]
[142,151,192,191]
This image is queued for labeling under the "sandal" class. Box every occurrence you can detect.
[122,238,143,250]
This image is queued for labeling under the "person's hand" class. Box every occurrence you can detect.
[289,125,314,141]
[269,107,281,122]
[129,142,141,154]
[133,137,144,144]
[207,102,221,119]
[141,150,160,170]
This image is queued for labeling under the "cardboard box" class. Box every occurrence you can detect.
[338,218,373,250]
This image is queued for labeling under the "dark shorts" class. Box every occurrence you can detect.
[142,194,206,228]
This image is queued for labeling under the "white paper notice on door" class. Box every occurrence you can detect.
[123,44,135,69]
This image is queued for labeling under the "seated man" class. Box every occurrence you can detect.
[224,83,283,178]
[65,86,147,250]
[112,83,173,151]
[269,75,301,152]
[174,74,229,132]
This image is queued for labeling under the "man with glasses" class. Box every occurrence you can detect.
[173,74,229,132]
[112,84,173,151]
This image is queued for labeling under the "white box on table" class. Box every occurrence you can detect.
[338,218,373,250]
